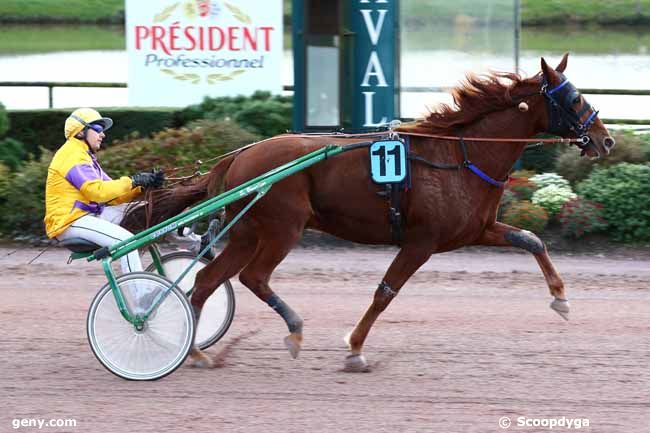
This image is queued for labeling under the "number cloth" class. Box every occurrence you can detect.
[369,140,407,184]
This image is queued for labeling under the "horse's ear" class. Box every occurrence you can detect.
[555,52,569,73]
[541,57,555,81]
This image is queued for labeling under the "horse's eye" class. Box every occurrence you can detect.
[572,95,581,105]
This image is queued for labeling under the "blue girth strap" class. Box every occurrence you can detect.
[459,137,506,188]
[464,162,506,188]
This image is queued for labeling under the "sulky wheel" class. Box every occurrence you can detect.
[86,272,195,381]
[146,251,236,350]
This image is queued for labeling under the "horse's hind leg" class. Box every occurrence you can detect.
[344,244,433,372]
[238,227,305,359]
[187,226,258,368]
[475,222,569,320]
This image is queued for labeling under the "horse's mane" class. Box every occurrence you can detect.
[400,71,541,135]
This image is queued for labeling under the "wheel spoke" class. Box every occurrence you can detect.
[87,273,194,380]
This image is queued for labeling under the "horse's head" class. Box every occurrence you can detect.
[539,53,615,158]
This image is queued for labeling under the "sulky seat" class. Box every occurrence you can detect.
[56,238,102,254]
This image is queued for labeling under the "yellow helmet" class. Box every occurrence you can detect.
[64,108,113,139]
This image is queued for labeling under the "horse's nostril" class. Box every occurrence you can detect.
[604,137,616,148]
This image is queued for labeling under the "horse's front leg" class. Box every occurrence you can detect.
[475,222,569,320]
[345,244,433,372]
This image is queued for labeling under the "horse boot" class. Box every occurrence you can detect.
[550,298,570,321]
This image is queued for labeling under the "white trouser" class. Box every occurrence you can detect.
[57,203,142,274]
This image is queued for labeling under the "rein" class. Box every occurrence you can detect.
[155,78,596,189]
[158,129,582,190]
[162,135,287,182]
[396,130,585,145]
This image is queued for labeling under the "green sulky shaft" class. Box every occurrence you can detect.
[91,144,344,262]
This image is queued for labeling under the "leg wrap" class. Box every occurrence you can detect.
[377,281,398,300]
[267,294,303,334]
[505,230,545,254]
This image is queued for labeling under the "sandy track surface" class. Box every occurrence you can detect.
[1,245,649,433]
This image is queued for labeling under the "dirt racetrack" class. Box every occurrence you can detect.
[1,242,649,433]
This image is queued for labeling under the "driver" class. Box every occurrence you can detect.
[44,108,165,274]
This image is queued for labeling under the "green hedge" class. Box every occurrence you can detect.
[522,0,650,26]
[0,25,125,54]
[6,93,292,161]
[0,101,8,137]
[0,137,27,171]
[520,143,560,173]
[6,108,177,158]
[577,163,650,242]
[554,131,650,184]
[0,0,124,24]
[175,91,293,137]
[1,0,650,26]
[0,150,51,239]
[101,119,259,177]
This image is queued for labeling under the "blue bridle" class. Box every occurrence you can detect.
[460,77,600,188]
[542,76,599,145]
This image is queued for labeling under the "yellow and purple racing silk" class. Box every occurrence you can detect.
[44,137,141,238]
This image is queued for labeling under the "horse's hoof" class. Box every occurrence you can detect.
[550,298,570,321]
[188,349,214,368]
[343,354,370,373]
[284,333,302,359]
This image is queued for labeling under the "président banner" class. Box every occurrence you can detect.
[126,0,283,106]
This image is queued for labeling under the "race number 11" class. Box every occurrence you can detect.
[369,140,406,184]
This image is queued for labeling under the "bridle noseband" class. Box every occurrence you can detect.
[541,75,599,151]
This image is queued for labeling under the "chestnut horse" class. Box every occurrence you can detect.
[124,54,614,371]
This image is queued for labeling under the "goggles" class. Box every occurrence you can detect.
[87,123,104,134]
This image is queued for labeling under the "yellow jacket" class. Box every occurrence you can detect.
[44,137,141,238]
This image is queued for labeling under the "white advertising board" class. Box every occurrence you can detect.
[126,0,283,106]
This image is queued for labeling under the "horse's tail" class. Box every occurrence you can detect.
[204,153,237,197]
[121,154,237,232]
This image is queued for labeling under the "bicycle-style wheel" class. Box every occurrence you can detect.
[146,251,235,350]
[87,272,195,381]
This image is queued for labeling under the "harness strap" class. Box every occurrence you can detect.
[388,183,403,245]
[406,137,506,188]
[464,163,506,188]
[341,141,376,151]
[407,153,461,170]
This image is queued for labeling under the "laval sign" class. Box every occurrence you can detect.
[352,0,397,128]
[126,0,283,106]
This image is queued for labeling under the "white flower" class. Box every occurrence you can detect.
[530,172,571,190]
[532,185,577,216]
